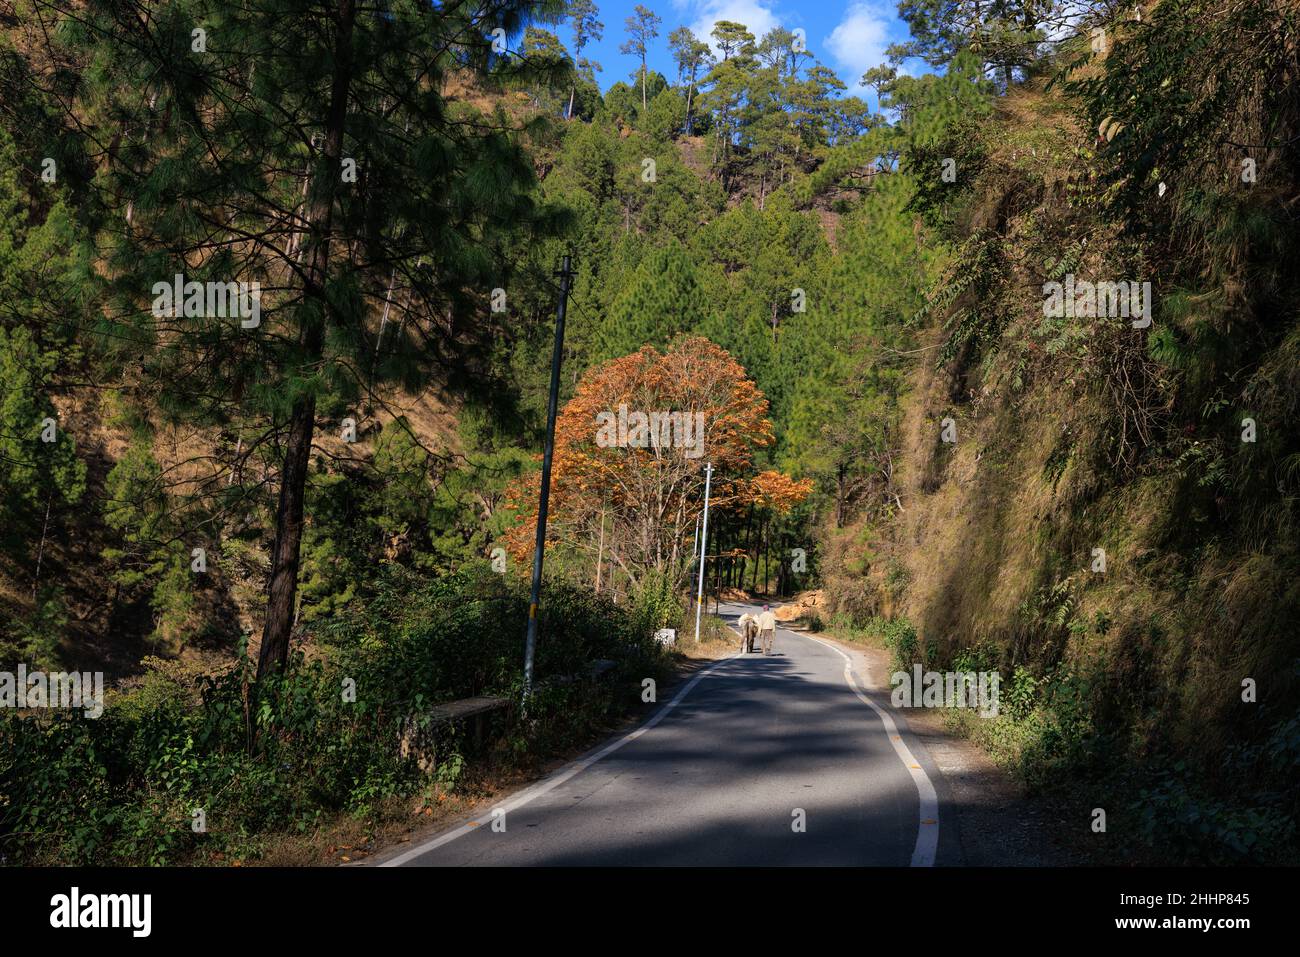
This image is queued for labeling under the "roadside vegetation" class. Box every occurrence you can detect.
[818,1,1300,864]
[1,570,673,865]
[1,0,1295,865]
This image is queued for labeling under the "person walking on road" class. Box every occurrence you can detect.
[757,604,777,655]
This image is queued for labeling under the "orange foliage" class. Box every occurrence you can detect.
[502,336,805,590]
[749,470,815,515]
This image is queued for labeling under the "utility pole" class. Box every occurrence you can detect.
[691,513,700,576]
[523,254,575,702]
[693,462,713,642]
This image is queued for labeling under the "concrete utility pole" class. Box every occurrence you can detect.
[523,253,575,702]
[693,462,714,642]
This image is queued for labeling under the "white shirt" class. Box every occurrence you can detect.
[757,610,777,631]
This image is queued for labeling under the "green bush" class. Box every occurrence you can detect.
[1131,763,1298,865]
[878,617,919,671]
[0,568,669,865]
[629,568,684,636]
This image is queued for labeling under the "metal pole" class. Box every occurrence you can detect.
[691,514,700,574]
[523,254,574,702]
[693,462,713,642]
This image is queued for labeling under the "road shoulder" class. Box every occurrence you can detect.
[804,628,1088,866]
[363,638,737,866]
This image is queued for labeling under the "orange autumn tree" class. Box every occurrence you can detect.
[733,469,817,593]
[749,470,816,514]
[504,336,808,595]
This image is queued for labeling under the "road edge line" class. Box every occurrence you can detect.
[798,632,940,867]
[377,650,741,866]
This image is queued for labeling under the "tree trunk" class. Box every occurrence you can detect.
[747,506,759,591]
[228,432,242,486]
[778,530,788,596]
[32,490,53,597]
[595,510,606,593]
[370,265,398,380]
[762,519,770,595]
[835,463,846,529]
[257,393,318,678]
[256,0,356,681]
[717,526,725,589]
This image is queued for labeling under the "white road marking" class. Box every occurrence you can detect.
[799,631,940,867]
[381,607,940,867]
[378,652,741,867]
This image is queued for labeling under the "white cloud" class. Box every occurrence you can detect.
[824,1,893,92]
[689,0,782,53]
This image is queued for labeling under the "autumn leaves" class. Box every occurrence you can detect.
[503,336,810,593]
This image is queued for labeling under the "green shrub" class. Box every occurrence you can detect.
[878,617,919,671]
[0,568,670,865]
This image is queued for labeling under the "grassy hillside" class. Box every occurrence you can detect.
[822,5,1300,863]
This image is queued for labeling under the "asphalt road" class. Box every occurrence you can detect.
[377,602,947,867]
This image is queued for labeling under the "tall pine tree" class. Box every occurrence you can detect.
[35,0,569,677]
[597,240,707,360]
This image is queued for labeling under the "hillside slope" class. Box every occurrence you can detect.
[823,7,1300,863]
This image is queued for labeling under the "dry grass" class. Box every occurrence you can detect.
[823,61,1298,786]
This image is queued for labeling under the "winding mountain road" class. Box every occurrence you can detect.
[376,602,951,867]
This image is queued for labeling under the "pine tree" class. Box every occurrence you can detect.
[0,127,88,625]
[889,0,1057,85]
[782,172,940,522]
[36,0,569,678]
[598,241,707,359]
[0,327,86,562]
[566,0,604,121]
[619,4,662,113]
[668,26,712,135]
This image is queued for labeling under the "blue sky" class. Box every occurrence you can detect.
[561,0,914,99]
